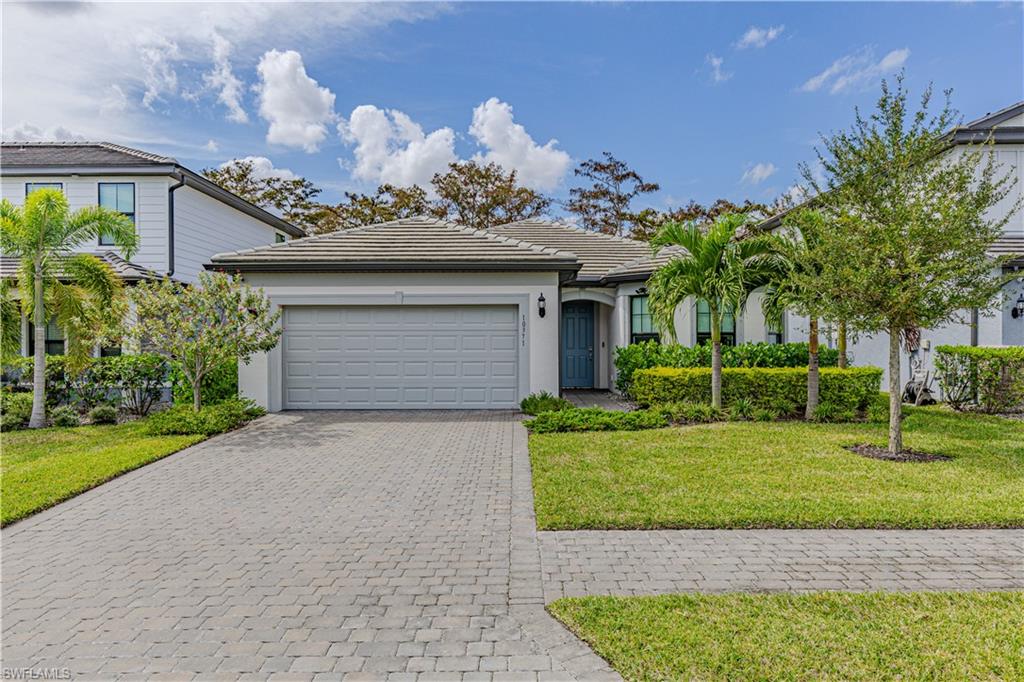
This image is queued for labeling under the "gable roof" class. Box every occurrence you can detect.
[951,101,1024,144]
[0,251,165,282]
[602,246,686,283]
[207,215,580,274]
[489,220,651,282]
[0,141,305,238]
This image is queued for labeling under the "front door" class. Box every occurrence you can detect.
[561,301,595,388]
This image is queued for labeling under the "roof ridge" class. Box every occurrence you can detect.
[0,140,177,164]
[98,142,177,164]
[446,222,579,259]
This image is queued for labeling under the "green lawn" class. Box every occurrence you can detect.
[530,407,1024,529]
[549,592,1024,682]
[1,422,204,526]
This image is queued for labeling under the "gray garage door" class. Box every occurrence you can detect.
[282,305,519,409]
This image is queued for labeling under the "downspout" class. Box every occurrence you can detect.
[167,173,187,277]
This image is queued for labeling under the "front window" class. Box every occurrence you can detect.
[630,295,659,343]
[98,182,135,246]
[27,318,65,356]
[25,182,63,196]
[696,299,736,346]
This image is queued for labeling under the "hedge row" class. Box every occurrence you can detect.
[631,366,883,413]
[614,341,839,393]
[934,345,1024,413]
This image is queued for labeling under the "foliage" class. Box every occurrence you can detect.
[50,405,80,428]
[549,592,1024,682]
[867,393,890,424]
[0,279,21,360]
[203,158,322,232]
[2,420,204,525]
[564,152,660,236]
[87,404,118,425]
[520,391,573,416]
[632,198,771,241]
[96,354,168,416]
[614,341,840,393]
[729,397,756,421]
[529,406,1024,530]
[311,184,435,234]
[431,161,551,230]
[811,400,856,423]
[129,272,280,411]
[631,366,882,414]
[753,407,780,422]
[656,401,726,424]
[0,188,137,427]
[13,353,168,415]
[801,76,1020,452]
[524,407,669,433]
[1,392,33,430]
[647,213,784,408]
[170,358,237,406]
[934,345,1024,413]
[144,398,264,436]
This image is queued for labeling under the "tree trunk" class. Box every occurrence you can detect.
[837,320,848,369]
[806,317,820,420]
[888,326,903,454]
[710,314,722,410]
[28,260,46,429]
[192,382,202,412]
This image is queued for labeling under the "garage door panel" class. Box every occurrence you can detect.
[283,305,519,409]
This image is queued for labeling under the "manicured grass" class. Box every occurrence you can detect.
[530,407,1024,529]
[549,592,1024,682]
[1,421,204,526]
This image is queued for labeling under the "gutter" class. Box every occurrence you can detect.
[167,173,187,277]
[204,260,582,274]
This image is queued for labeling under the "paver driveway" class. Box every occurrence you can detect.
[1,412,615,681]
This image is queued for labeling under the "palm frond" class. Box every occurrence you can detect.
[61,254,123,305]
[60,206,139,257]
[0,199,27,255]
[0,279,23,360]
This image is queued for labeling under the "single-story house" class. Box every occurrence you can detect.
[209,216,787,411]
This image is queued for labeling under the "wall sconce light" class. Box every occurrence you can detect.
[1013,294,1024,320]
[538,293,546,318]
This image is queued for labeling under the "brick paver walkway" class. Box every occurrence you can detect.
[1,412,615,681]
[539,529,1024,601]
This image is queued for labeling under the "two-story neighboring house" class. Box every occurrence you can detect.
[0,141,305,356]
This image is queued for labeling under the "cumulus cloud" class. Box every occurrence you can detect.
[204,139,219,152]
[205,33,248,123]
[220,155,298,180]
[468,98,571,191]
[137,32,181,109]
[340,105,457,189]
[735,25,784,49]
[800,47,910,94]
[706,54,732,83]
[741,162,778,185]
[256,49,336,152]
[2,123,87,141]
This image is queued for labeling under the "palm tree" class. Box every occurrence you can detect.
[0,189,137,428]
[648,213,782,409]
[761,210,829,419]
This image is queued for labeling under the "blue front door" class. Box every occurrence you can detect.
[561,301,595,388]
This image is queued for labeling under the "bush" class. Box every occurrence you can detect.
[10,354,168,413]
[145,398,264,436]
[170,358,238,406]
[0,392,33,430]
[50,405,80,428]
[811,401,857,423]
[729,397,755,421]
[867,393,889,424]
[614,341,840,393]
[934,345,1024,413]
[631,367,883,415]
[97,354,167,416]
[524,407,669,433]
[520,391,573,416]
[753,407,779,422]
[88,404,119,425]
[656,401,725,424]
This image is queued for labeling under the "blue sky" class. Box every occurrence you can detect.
[3,1,1022,213]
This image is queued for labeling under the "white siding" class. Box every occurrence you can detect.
[172,186,283,283]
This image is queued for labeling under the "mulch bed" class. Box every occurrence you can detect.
[844,444,953,463]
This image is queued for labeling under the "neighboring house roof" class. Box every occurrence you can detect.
[490,220,651,283]
[991,235,1024,266]
[602,246,686,283]
[0,141,305,238]
[0,251,165,282]
[207,215,581,274]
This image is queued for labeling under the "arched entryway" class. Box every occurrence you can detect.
[560,289,617,389]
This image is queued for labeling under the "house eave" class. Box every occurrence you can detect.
[205,260,581,275]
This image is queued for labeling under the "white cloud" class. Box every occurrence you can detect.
[800,47,910,94]
[256,50,336,152]
[136,31,181,109]
[100,85,128,115]
[340,105,457,189]
[706,54,732,83]
[1,123,86,141]
[741,162,778,185]
[735,25,784,49]
[220,156,298,181]
[468,98,571,191]
[204,139,219,152]
[205,33,248,123]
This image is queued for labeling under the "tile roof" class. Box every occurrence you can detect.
[208,216,581,273]
[0,141,176,168]
[0,251,165,282]
[489,220,651,282]
[992,235,1024,264]
[602,246,687,281]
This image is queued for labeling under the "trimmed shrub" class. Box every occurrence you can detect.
[145,398,264,436]
[97,354,167,416]
[934,345,1024,413]
[614,341,840,393]
[631,366,883,414]
[867,393,889,424]
[524,407,669,433]
[88,404,119,425]
[50,405,80,428]
[0,392,33,430]
[170,358,238,406]
[520,391,573,416]
[656,401,726,424]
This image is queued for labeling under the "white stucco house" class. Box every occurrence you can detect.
[0,141,305,355]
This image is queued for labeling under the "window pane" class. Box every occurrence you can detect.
[99,183,117,207]
[26,182,63,196]
[117,183,134,212]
